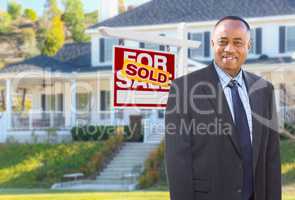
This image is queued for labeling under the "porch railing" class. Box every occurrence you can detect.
[11,111,65,130]
[75,110,131,126]
[6,109,164,130]
[280,106,295,124]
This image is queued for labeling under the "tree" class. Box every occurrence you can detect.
[40,16,65,56]
[0,12,12,33]
[43,0,61,28]
[23,8,38,21]
[37,0,64,56]
[21,28,39,57]
[118,0,126,14]
[7,1,22,20]
[63,0,89,42]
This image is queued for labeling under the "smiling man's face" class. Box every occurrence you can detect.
[211,19,251,77]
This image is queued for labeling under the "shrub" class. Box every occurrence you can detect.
[81,133,124,176]
[285,123,295,135]
[137,141,165,189]
[71,125,142,142]
[23,8,37,21]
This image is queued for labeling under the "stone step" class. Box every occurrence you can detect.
[52,182,136,191]
[118,149,155,153]
[114,153,151,157]
[95,142,160,188]
[95,179,136,185]
[108,160,145,165]
[102,164,142,169]
[99,170,141,177]
[119,146,156,150]
[96,175,138,180]
[102,169,135,174]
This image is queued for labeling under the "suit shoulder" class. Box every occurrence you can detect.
[244,70,274,90]
[172,66,209,85]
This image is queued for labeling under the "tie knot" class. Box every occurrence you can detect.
[228,79,238,89]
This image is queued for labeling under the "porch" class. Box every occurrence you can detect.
[0,73,165,143]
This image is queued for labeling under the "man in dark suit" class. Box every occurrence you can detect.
[165,16,281,200]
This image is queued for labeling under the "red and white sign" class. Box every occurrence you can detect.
[113,46,175,108]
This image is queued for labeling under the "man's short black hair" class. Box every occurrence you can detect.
[214,16,250,31]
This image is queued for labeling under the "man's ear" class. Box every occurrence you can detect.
[211,39,214,48]
[248,39,252,50]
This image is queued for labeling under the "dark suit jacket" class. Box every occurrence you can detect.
[165,63,281,200]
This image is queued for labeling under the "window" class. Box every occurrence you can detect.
[0,89,5,111]
[188,31,210,58]
[190,32,204,58]
[100,38,118,63]
[100,90,110,111]
[41,94,63,111]
[249,29,256,54]
[144,43,160,51]
[140,43,166,51]
[286,26,295,52]
[77,93,91,112]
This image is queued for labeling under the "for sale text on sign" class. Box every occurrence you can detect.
[113,46,175,108]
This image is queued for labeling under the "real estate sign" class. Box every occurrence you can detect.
[113,46,175,108]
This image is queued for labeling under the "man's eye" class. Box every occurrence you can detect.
[234,41,243,46]
[218,41,227,45]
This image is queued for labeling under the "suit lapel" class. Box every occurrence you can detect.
[201,64,242,158]
[243,72,264,173]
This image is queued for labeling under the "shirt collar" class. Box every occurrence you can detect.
[213,61,244,89]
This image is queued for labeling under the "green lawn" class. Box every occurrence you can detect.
[0,140,293,199]
[0,190,293,200]
[281,140,295,188]
[0,142,103,188]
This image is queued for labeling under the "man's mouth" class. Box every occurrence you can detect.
[222,55,237,62]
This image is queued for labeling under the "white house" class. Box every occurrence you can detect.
[0,0,295,143]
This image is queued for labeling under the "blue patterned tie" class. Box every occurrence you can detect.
[228,79,253,200]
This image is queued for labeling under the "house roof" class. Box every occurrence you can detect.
[0,55,111,74]
[89,0,295,28]
[54,42,91,64]
[0,42,112,75]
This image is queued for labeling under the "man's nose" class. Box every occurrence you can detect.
[224,43,235,52]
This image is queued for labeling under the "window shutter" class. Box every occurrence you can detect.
[100,91,105,111]
[204,31,210,57]
[99,38,105,63]
[139,42,145,48]
[41,94,45,111]
[255,28,262,54]
[279,26,286,53]
[188,32,191,58]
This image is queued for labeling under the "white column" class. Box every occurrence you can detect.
[274,85,282,129]
[109,77,114,125]
[71,80,77,126]
[177,22,188,77]
[64,81,71,127]
[5,79,12,129]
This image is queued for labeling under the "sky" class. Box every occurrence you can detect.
[0,0,150,15]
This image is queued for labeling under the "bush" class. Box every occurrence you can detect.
[0,12,12,33]
[23,8,37,21]
[0,133,124,188]
[71,125,143,142]
[81,133,124,176]
[285,123,295,135]
[137,141,166,189]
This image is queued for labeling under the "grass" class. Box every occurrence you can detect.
[0,190,293,200]
[281,140,295,187]
[0,142,103,188]
[0,140,293,199]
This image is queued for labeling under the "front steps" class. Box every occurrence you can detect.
[52,142,159,190]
